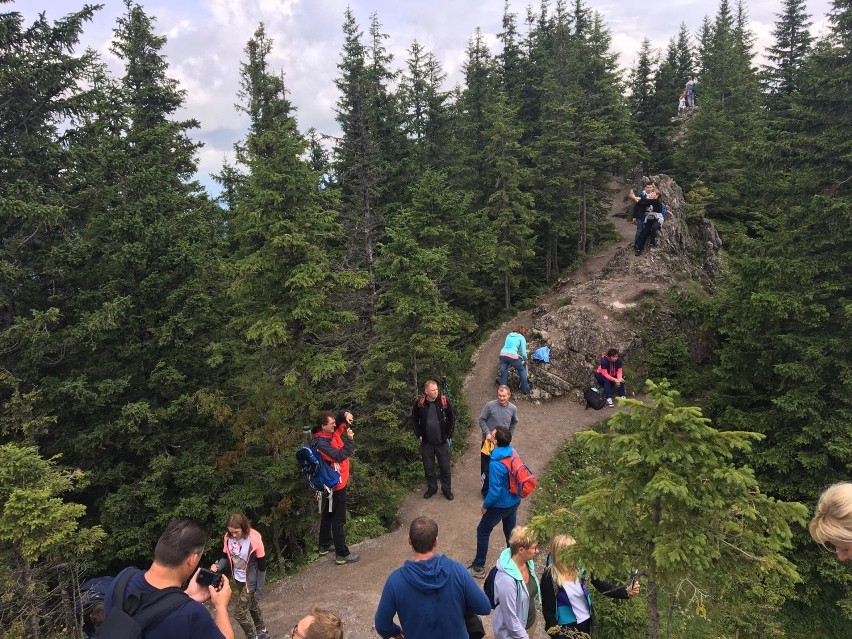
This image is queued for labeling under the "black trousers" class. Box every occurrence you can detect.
[637,219,662,252]
[421,441,451,492]
[319,486,349,557]
[481,451,491,497]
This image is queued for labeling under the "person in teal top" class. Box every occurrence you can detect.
[492,526,542,639]
[499,326,531,394]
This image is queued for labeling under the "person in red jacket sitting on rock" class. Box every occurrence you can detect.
[595,348,626,407]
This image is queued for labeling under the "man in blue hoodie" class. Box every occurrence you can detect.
[375,517,490,639]
[468,426,522,579]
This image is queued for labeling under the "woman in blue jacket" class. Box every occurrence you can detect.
[540,535,639,637]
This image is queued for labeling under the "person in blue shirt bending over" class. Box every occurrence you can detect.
[499,326,531,394]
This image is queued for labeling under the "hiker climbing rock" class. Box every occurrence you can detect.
[499,326,532,394]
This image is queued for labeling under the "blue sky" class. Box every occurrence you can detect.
[18,0,834,194]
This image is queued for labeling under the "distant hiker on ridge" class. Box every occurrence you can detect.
[685,76,697,107]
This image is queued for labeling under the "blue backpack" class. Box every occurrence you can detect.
[296,441,341,495]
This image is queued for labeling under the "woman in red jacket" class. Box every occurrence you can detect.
[594,348,626,407]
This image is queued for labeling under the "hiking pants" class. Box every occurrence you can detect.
[499,355,531,393]
[421,440,451,493]
[234,583,265,638]
[472,503,518,568]
[637,220,661,253]
[319,486,349,557]
[595,372,626,400]
[633,211,644,248]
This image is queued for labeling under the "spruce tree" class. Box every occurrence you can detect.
[712,1,852,628]
[481,90,535,309]
[762,0,813,113]
[675,0,767,237]
[35,1,228,562]
[547,381,807,639]
[213,24,362,555]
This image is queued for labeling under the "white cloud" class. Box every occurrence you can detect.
[26,0,837,195]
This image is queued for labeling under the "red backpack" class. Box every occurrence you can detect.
[501,452,537,498]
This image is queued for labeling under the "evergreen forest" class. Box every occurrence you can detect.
[1,0,850,636]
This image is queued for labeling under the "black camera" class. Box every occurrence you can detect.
[196,567,223,588]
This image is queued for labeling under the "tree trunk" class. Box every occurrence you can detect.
[19,554,41,639]
[578,182,588,253]
[647,495,662,639]
[504,271,511,309]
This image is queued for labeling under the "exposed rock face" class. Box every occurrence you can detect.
[508,175,721,402]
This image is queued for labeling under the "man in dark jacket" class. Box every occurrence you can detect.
[410,380,456,500]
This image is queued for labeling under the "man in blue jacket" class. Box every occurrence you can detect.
[468,426,522,579]
[375,517,490,639]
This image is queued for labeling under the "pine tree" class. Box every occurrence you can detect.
[762,0,813,112]
[455,28,498,207]
[397,41,452,170]
[711,1,852,626]
[543,381,807,639]
[482,90,535,309]
[34,1,229,562]
[1,376,105,638]
[675,0,767,236]
[0,4,99,373]
[629,38,656,127]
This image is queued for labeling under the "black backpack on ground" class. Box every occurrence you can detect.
[95,567,189,638]
[584,386,606,410]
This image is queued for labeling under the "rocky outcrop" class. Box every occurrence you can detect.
[511,175,721,402]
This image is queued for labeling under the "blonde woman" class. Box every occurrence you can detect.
[809,482,852,561]
[540,535,639,637]
[493,526,541,639]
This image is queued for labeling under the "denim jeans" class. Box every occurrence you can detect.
[595,372,625,400]
[472,503,519,567]
[633,213,645,249]
[499,355,531,393]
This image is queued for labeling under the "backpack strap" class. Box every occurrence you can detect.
[132,588,189,630]
[110,566,189,630]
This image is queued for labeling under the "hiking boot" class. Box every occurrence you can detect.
[468,564,486,579]
[256,630,270,639]
[606,398,614,407]
[318,545,333,556]
[423,488,437,499]
[443,490,454,501]
[335,553,360,565]
[634,249,642,256]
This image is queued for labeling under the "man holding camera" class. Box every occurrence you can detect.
[313,410,360,565]
[101,518,234,639]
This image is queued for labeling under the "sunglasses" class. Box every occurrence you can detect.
[292,624,306,639]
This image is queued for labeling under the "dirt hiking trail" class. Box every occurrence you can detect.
[258,185,637,638]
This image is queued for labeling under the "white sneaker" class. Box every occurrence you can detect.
[606,398,614,407]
